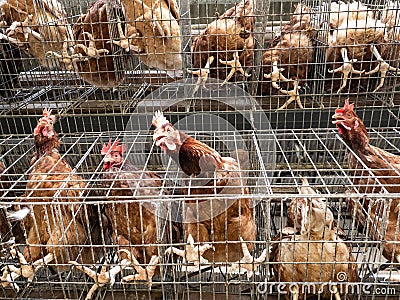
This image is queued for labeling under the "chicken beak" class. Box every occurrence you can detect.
[332,113,343,124]
[152,133,158,141]
[153,132,165,142]
[104,157,113,163]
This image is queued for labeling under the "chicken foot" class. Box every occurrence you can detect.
[47,41,88,70]
[365,45,400,92]
[264,60,290,90]
[6,15,43,44]
[0,32,26,47]
[328,48,365,93]
[277,79,303,110]
[187,56,215,96]
[118,249,159,288]
[110,16,139,52]
[1,245,54,290]
[165,234,214,266]
[219,51,251,85]
[74,32,109,59]
[1,267,20,292]
[69,259,130,300]
[229,237,268,278]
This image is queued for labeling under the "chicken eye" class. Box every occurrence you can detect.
[347,113,352,118]
[166,127,172,132]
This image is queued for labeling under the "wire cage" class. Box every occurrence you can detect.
[1,0,400,299]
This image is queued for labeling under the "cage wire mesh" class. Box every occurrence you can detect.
[1,0,400,299]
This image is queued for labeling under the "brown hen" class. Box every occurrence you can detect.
[121,0,182,73]
[287,177,346,239]
[190,0,255,89]
[0,0,74,70]
[1,109,98,291]
[325,2,398,93]
[152,111,262,277]
[73,0,127,88]
[333,99,400,263]
[102,140,161,281]
[271,195,358,300]
[70,140,162,299]
[261,3,314,109]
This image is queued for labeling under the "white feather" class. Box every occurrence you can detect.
[6,207,31,221]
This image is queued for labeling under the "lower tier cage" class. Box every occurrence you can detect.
[1,125,400,299]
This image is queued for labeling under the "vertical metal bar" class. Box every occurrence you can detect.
[250,0,269,97]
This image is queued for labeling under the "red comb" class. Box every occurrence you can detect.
[101,139,126,155]
[335,98,355,113]
[43,108,52,117]
[41,108,56,123]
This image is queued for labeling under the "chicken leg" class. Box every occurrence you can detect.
[165,233,214,266]
[118,249,159,288]
[328,48,365,93]
[277,79,303,110]
[187,56,215,96]
[229,237,267,278]
[264,60,290,90]
[69,259,129,300]
[365,45,400,92]
[74,32,109,59]
[110,16,139,52]
[219,51,251,85]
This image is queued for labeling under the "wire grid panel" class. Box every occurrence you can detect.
[0,0,399,133]
[0,0,400,299]
[0,128,400,299]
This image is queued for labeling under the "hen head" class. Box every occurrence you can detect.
[152,111,182,152]
[34,108,56,138]
[301,198,334,237]
[101,139,125,170]
[33,109,60,153]
[332,99,369,147]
